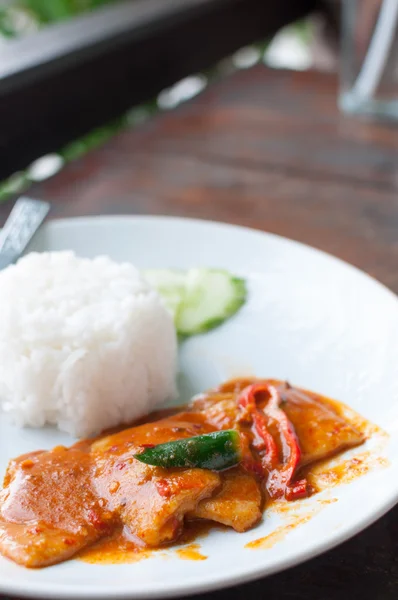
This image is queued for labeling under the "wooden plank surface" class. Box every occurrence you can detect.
[0,66,397,599]
[3,67,397,291]
[0,0,315,179]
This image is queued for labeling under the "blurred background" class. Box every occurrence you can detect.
[0,0,396,207]
[0,0,344,199]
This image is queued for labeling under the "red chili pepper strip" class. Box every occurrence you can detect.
[238,383,309,501]
[238,385,278,470]
[239,431,264,478]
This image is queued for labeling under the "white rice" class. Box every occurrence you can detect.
[0,251,178,437]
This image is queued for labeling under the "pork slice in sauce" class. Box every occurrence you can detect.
[188,468,262,532]
[91,417,221,548]
[280,386,365,466]
[0,416,221,568]
[0,447,104,567]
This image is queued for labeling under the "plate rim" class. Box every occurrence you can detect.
[34,213,398,303]
[0,214,397,599]
[0,493,397,600]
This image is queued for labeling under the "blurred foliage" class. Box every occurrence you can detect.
[0,0,117,37]
[22,0,111,23]
[0,8,17,37]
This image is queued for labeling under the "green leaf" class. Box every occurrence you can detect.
[0,8,17,37]
[23,0,72,23]
[0,172,30,203]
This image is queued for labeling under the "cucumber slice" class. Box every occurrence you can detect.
[143,269,186,317]
[176,269,246,336]
[143,268,246,336]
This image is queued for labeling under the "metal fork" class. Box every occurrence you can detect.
[0,197,50,270]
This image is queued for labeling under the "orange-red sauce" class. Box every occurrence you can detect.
[0,378,387,567]
[79,521,216,564]
[175,544,207,561]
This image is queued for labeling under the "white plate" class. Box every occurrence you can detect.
[0,216,397,600]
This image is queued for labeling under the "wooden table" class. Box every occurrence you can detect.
[1,66,398,599]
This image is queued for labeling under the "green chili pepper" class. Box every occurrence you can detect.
[134,430,242,471]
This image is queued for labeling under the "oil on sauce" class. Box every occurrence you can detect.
[175,544,207,561]
[306,410,388,493]
[307,452,389,491]
[78,532,153,565]
[79,521,213,565]
[246,498,338,550]
[246,515,313,550]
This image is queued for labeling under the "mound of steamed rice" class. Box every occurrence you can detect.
[0,251,177,437]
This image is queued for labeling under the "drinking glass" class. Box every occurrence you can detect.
[340,0,398,120]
